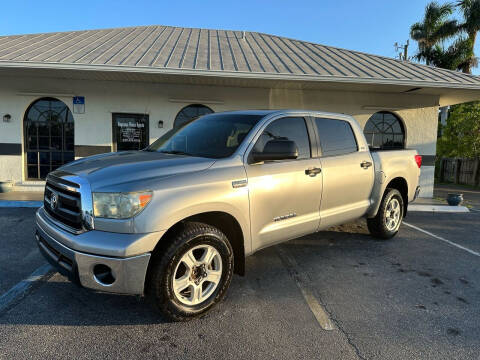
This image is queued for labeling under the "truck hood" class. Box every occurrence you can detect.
[58,151,215,190]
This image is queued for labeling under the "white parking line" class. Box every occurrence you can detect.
[403,222,480,257]
[276,246,335,331]
[0,264,53,314]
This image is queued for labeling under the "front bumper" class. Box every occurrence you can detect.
[36,207,153,295]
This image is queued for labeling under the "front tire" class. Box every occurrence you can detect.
[146,222,234,321]
[367,188,404,239]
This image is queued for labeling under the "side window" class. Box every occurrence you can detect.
[254,117,311,159]
[315,118,358,157]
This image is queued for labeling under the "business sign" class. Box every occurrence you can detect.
[73,96,85,114]
[118,120,145,144]
[113,114,149,151]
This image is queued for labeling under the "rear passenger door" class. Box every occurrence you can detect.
[245,117,322,251]
[313,117,374,228]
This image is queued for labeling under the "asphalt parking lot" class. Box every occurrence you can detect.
[0,208,479,360]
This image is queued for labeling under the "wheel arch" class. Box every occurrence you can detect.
[368,175,409,218]
[385,177,409,216]
[151,211,246,276]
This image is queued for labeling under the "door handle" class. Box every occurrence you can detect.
[305,167,322,176]
[360,161,373,169]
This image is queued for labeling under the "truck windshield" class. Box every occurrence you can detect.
[146,113,263,158]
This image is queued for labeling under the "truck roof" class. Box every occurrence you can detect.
[211,109,354,121]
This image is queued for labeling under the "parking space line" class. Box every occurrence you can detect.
[403,222,480,257]
[0,263,53,314]
[276,246,335,331]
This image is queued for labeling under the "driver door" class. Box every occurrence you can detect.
[245,116,322,251]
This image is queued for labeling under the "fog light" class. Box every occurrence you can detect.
[93,264,115,285]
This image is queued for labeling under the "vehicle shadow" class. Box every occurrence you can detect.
[0,220,388,327]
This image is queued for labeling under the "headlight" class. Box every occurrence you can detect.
[93,191,152,219]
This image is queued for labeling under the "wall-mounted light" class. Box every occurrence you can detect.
[158,120,164,128]
[3,114,11,123]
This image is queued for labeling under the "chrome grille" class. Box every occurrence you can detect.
[44,175,82,231]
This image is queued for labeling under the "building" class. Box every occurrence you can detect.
[1,25,480,197]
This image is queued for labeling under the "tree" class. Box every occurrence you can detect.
[430,36,476,70]
[437,102,480,158]
[456,0,480,73]
[410,2,459,65]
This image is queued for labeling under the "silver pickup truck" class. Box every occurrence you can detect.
[36,110,421,321]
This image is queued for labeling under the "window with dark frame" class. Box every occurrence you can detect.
[364,112,405,150]
[24,97,74,180]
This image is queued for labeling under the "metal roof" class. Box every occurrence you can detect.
[1,25,480,89]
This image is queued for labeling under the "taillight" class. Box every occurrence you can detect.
[415,155,422,168]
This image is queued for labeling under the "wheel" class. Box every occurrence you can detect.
[146,222,234,321]
[367,188,404,239]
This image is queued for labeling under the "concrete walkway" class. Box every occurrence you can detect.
[0,185,477,212]
[0,192,44,208]
[434,184,480,211]
[0,191,43,201]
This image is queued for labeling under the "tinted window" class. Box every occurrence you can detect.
[254,117,310,159]
[315,118,358,157]
[148,113,262,158]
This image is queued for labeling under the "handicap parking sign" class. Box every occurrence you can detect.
[73,96,85,114]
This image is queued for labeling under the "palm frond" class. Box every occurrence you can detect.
[410,1,460,64]
[455,0,480,72]
[432,19,459,41]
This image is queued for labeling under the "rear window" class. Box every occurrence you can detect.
[314,118,358,157]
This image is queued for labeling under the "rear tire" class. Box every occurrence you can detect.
[367,188,404,239]
[146,222,234,321]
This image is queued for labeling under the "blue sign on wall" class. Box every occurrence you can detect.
[73,96,85,104]
[73,96,85,114]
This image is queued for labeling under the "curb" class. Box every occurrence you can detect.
[408,204,470,213]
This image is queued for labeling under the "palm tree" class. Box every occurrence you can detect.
[430,36,476,70]
[456,0,480,73]
[410,2,459,65]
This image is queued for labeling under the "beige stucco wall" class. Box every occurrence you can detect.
[0,75,438,196]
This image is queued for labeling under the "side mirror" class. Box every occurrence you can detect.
[251,139,298,163]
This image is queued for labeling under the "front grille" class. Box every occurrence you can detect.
[44,176,83,231]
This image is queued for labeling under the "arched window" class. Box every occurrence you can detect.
[364,111,405,150]
[173,104,213,128]
[24,97,74,180]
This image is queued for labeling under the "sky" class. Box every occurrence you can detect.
[1,0,479,74]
